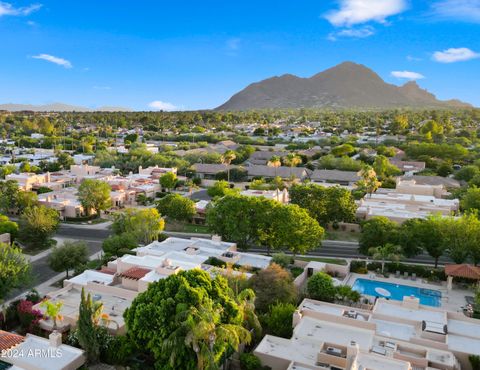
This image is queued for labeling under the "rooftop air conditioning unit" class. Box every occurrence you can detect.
[326,347,343,357]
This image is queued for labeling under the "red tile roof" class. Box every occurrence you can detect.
[99,267,117,275]
[119,267,151,280]
[0,330,24,351]
[445,264,480,280]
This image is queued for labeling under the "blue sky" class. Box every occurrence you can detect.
[0,0,479,110]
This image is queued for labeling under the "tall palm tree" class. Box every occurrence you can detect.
[357,166,381,197]
[368,243,403,273]
[282,154,301,179]
[222,150,236,183]
[163,304,251,370]
[235,289,262,342]
[267,155,281,179]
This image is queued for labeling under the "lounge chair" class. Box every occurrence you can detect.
[395,271,400,278]
[411,273,416,281]
[403,271,409,279]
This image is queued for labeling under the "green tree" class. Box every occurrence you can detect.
[206,195,261,249]
[207,180,239,198]
[102,232,138,259]
[0,243,30,301]
[16,191,39,213]
[397,218,425,257]
[263,302,296,338]
[159,172,178,192]
[289,183,357,226]
[19,206,60,249]
[156,194,196,222]
[307,272,336,302]
[248,263,297,313]
[334,285,361,303]
[0,180,19,214]
[77,179,111,216]
[261,203,324,256]
[56,152,74,169]
[124,269,250,370]
[368,243,403,273]
[455,165,480,182]
[356,166,381,197]
[77,288,104,363]
[48,241,89,278]
[40,300,64,330]
[373,155,401,179]
[461,186,480,212]
[331,143,355,157]
[112,208,164,244]
[0,214,19,240]
[418,216,445,268]
[359,217,399,255]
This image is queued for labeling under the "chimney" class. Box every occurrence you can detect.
[347,340,359,367]
[292,310,302,328]
[49,330,62,348]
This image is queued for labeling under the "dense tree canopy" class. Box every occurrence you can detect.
[289,183,357,226]
[124,269,251,370]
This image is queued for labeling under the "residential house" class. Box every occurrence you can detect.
[310,169,360,186]
[254,296,479,370]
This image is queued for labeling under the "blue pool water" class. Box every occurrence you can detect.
[352,278,442,307]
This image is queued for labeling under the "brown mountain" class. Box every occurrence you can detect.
[216,62,472,111]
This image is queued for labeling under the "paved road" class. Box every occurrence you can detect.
[56,225,450,266]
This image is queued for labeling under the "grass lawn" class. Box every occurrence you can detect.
[20,239,57,256]
[325,230,360,242]
[182,224,211,234]
[296,256,348,265]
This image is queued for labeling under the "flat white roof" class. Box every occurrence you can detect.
[3,334,84,370]
[374,300,446,324]
[65,270,114,286]
[294,316,374,351]
[447,319,480,340]
[371,319,415,341]
[448,334,480,355]
[355,352,409,370]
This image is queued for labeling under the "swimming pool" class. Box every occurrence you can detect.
[352,278,442,307]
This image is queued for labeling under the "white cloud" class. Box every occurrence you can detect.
[226,38,241,51]
[0,1,42,17]
[328,26,375,40]
[431,0,480,23]
[325,0,407,27]
[32,54,72,68]
[148,100,178,111]
[391,70,425,80]
[407,55,423,62]
[432,47,480,63]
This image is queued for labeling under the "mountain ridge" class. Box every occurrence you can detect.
[216,61,472,111]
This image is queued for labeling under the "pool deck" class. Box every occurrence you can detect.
[345,273,472,313]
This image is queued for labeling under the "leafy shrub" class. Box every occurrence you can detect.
[240,353,262,370]
[307,272,336,302]
[289,266,304,278]
[271,253,293,268]
[17,299,43,333]
[264,303,296,338]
